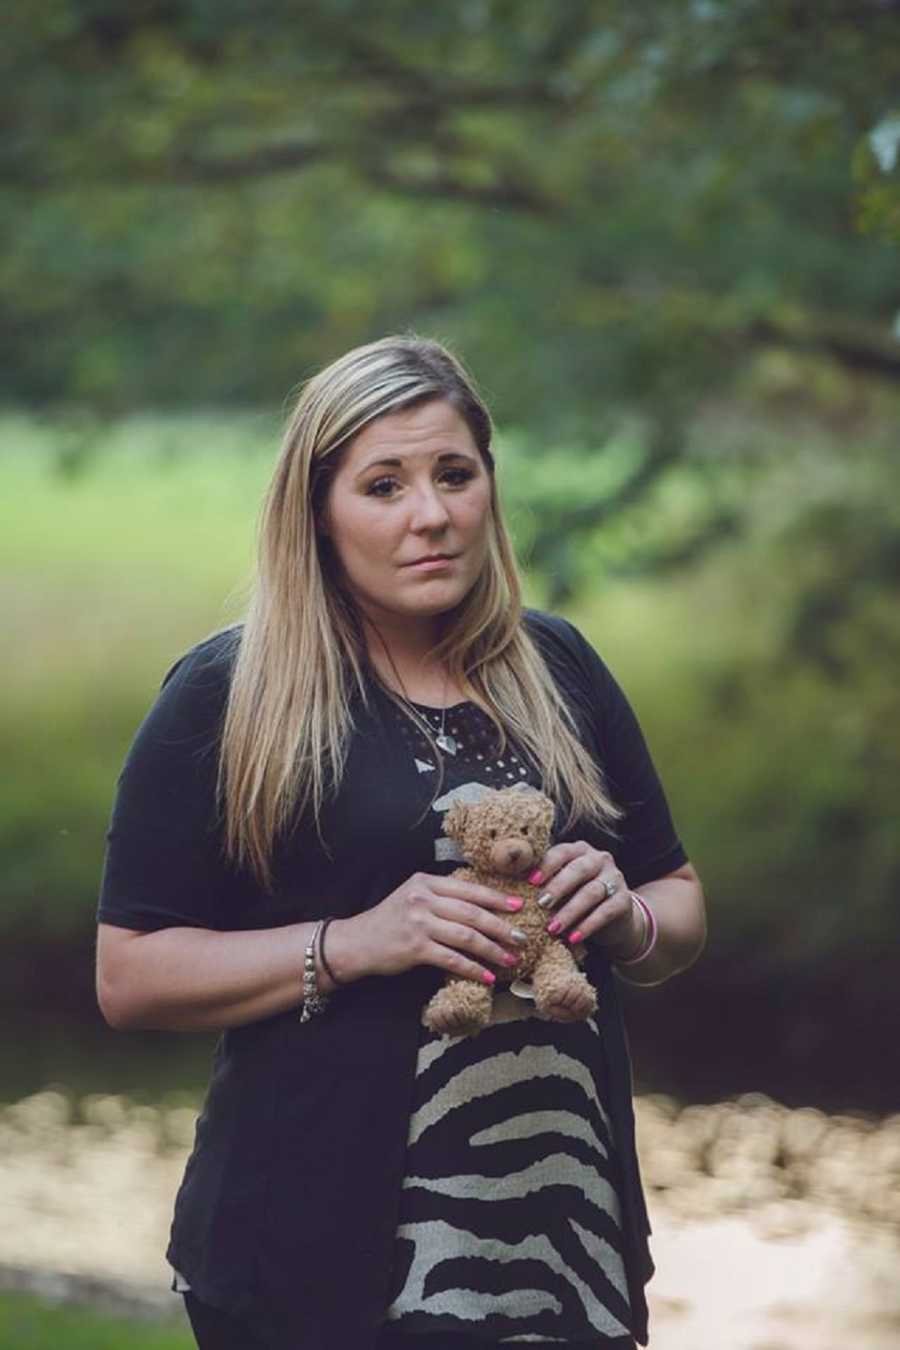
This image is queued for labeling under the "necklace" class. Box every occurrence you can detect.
[380,645,458,756]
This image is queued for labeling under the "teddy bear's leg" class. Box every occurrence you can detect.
[531,943,598,1023]
[421,976,494,1037]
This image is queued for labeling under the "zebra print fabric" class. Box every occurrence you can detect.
[381,992,635,1346]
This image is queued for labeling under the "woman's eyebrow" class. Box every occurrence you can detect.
[354,449,476,478]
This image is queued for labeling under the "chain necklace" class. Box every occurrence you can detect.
[380,644,458,756]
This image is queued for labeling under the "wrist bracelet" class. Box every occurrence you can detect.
[619,892,649,960]
[616,892,658,967]
[299,918,331,1022]
[318,916,343,986]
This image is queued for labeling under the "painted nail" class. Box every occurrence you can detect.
[568,930,584,944]
[546,918,561,935]
[502,952,520,966]
[528,869,544,885]
[505,896,524,911]
[509,928,528,944]
[482,970,496,984]
[537,892,555,909]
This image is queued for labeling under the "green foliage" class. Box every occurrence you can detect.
[2,0,898,432]
[854,112,900,244]
[4,1,898,639]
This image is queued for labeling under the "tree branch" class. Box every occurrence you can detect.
[166,139,329,183]
[301,16,592,112]
[608,508,742,578]
[358,158,558,216]
[747,314,900,380]
[526,435,687,567]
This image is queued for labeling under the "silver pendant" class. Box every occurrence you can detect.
[436,732,458,755]
[510,978,535,1000]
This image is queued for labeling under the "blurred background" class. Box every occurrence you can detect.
[2,3,899,1347]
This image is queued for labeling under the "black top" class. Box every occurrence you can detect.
[97,609,687,1349]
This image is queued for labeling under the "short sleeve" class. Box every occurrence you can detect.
[96,632,238,932]
[527,611,688,888]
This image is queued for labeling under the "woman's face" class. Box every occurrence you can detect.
[319,398,493,633]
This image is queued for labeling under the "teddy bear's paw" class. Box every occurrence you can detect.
[421,1004,490,1037]
[421,980,493,1037]
[535,978,597,1024]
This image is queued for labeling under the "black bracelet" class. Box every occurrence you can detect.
[318,916,343,986]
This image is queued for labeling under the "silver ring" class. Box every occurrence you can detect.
[603,878,619,900]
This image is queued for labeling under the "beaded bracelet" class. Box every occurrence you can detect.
[616,892,658,967]
[299,918,331,1023]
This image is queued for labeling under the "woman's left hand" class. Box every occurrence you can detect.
[530,841,642,959]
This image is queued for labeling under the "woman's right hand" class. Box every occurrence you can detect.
[347,873,526,984]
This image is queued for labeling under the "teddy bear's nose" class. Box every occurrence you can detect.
[492,838,535,874]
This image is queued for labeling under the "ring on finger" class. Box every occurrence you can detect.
[602,878,619,900]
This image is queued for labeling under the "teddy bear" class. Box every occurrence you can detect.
[421,784,598,1037]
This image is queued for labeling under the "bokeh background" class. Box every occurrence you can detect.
[2,3,899,1347]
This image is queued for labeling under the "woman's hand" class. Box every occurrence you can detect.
[530,842,644,961]
[347,872,527,985]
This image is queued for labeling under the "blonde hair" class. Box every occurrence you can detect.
[218,333,620,889]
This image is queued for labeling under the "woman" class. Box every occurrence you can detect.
[96,334,706,1350]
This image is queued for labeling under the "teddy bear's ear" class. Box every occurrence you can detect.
[444,800,469,837]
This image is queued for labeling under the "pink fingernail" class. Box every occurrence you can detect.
[546,919,561,935]
[568,930,583,944]
[528,869,544,885]
[505,896,523,911]
[482,970,496,984]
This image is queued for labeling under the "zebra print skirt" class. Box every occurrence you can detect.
[381,994,636,1347]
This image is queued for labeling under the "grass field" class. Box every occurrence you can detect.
[0,1291,191,1350]
[3,413,277,929]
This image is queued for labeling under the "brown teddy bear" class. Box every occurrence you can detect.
[421,785,598,1037]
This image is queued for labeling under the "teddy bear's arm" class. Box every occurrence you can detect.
[449,865,532,901]
[448,865,483,886]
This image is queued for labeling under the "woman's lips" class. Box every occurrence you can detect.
[403,555,459,571]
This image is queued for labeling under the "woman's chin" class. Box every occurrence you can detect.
[398,578,472,614]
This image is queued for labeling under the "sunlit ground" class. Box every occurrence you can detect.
[1,1090,898,1348]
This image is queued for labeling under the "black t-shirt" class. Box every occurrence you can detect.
[98,610,684,934]
[96,609,687,1349]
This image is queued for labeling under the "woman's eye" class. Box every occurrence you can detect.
[366,477,398,498]
[439,467,475,488]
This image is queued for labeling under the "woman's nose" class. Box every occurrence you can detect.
[409,485,451,531]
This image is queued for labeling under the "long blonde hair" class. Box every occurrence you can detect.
[219,333,620,889]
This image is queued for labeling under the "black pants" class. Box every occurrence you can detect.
[182,1291,268,1349]
[182,1291,632,1349]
